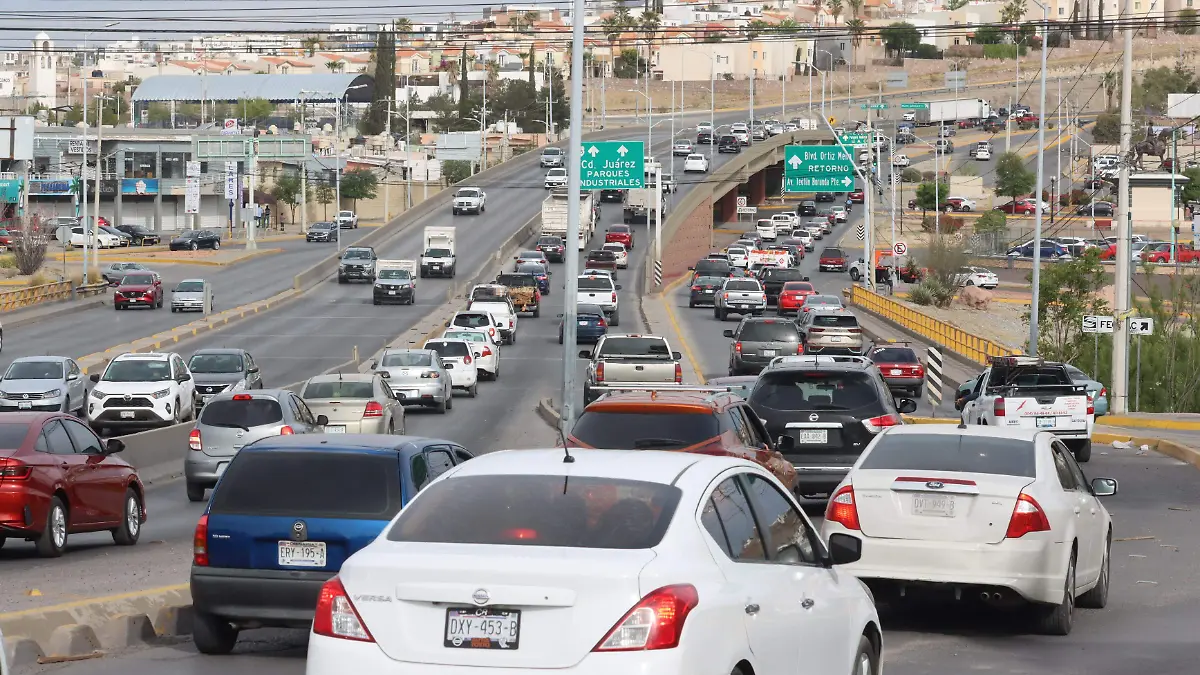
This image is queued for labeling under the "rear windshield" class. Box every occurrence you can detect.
[812,314,859,328]
[453,313,492,328]
[381,352,432,367]
[762,269,804,282]
[212,451,402,519]
[694,276,723,286]
[610,225,630,233]
[579,277,614,290]
[861,433,1036,477]
[695,261,731,275]
[426,341,471,358]
[572,410,719,449]
[538,237,562,245]
[302,381,374,399]
[782,282,814,292]
[445,331,486,343]
[806,295,842,306]
[740,321,800,342]
[751,370,883,414]
[200,398,284,428]
[0,422,31,448]
[496,274,536,287]
[870,347,918,363]
[598,337,671,357]
[386,474,681,549]
[588,250,616,260]
[725,280,760,291]
[821,248,845,258]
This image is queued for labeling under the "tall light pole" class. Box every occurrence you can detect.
[1112,0,1136,413]
[629,90,653,156]
[561,0,586,432]
[687,47,716,160]
[1027,0,1050,357]
[79,21,119,285]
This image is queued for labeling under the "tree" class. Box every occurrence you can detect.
[994,151,1036,202]
[911,237,968,308]
[1179,8,1198,34]
[339,169,378,210]
[443,160,473,185]
[880,22,921,57]
[614,48,646,78]
[1180,167,1200,204]
[528,43,537,90]
[1000,0,1027,24]
[973,25,1003,44]
[915,180,949,213]
[1092,112,1120,143]
[269,174,304,224]
[945,0,969,8]
[1023,250,1108,360]
[639,11,661,77]
[829,0,844,23]
[1102,71,1118,112]
[458,44,470,119]
[301,35,322,57]
[147,103,171,125]
[11,216,48,276]
[362,28,396,135]
[846,19,867,49]
[1133,63,1199,115]
[745,19,771,39]
[847,0,863,16]
[394,17,413,44]
[975,210,1008,233]
[325,60,345,73]
[238,98,274,125]
[314,184,335,219]
[900,167,923,183]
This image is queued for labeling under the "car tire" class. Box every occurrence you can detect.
[186,482,207,503]
[558,333,563,344]
[112,488,142,546]
[1078,533,1111,609]
[852,635,879,675]
[1072,439,1092,463]
[373,299,380,305]
[190,242,198,251]
[213,240,220,250]
[610,313,620,327]
[193,610,239,655]
[913,384,924,398]
[468,382,477,398]
[1034,552,1076,636]
[446,394,454,410]
[533,307,541,318]
[36,496,68,557]
[689,300,696,308]
[436,397,448,414]
[850,268,861,281]
[171,307,177,313]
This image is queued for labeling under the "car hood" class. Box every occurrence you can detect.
[191,372,245,387]
[341,259,372,266]
[0,378,66,394]
[376,279,414,288]
[117,284,155,293]
[91,380,174,395]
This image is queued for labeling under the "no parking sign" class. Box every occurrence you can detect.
[893,241,908,256]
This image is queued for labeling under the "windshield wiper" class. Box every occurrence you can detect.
[208,422,251,431]
[632,438,688,449]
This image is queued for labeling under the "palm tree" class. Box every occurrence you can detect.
[846,18,867,49]
[1103,71,1118,112]
[1000,0,1027,24]
[394,18,412,45]
[301,35,321,57]
[829,0,844,23]
[639,11,661,81]
[847,0,863,16]
[325,60,345,73]
[523,10,540,31]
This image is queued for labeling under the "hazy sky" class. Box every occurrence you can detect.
[0,0,526,51]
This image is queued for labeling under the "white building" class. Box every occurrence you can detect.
[29,32,56,109]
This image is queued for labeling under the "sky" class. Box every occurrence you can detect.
[0,0,545,51]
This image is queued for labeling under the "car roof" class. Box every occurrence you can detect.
[243,434,455,457]
[382,347,437,355]
[112,352,173,361]
[9,355,71,364]
[879,424,1042,442]
[206,388,294,401]
[449,447,724,482]
[586,389,735,413]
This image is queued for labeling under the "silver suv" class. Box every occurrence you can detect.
[184,389,327,502]
[540,147,564,168]
[797,308,865,355]
[370,348,454,414]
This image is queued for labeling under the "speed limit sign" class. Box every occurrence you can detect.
[893,241,908,256]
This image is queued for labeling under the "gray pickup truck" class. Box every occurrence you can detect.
[579,334,683,405]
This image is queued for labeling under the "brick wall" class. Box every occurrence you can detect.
[662,194,713,283]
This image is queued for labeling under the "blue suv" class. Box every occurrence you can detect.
[189,434,473,654]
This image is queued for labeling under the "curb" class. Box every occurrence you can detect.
[537,397,562,430]
[1092,431,1200,469]
[1,298,108,328]
[1095,415,1200,432]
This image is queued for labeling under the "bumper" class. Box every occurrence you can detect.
[373,288,415,303]
[793,466,852,497]
[805,342,864,355]
[114,296,158,307]
[306,235,334,242]
[192,567,334,628]
[820,526,1068,605]
[185,455,235,487]
[734,355,784,372]
[571,327,607,342]
[882,376,924,391]
[541,249,566,261]
[719,303,765,315]
[0,397,66,412]
[173,300,205,311]
[339,269,374,281]
[88,399,174,427]
[305,633,690,675]
[819,263,848,271]
[690,291,718,305]
[446,367,479,389]
[421,264,454,277]
[453,203,482,213]
[390,382,447,406]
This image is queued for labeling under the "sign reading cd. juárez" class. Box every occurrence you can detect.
[579,141,645,190]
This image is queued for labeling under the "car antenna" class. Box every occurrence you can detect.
[558,420,575,463]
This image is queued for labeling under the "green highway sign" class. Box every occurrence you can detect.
[838,132,871,147]
[900,102,930,110]
[861,103,889,110]
[784,145,856,191]
[580,141,645,189]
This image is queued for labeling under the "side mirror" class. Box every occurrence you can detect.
[1091,477,1119,496]
[67,372,80,381]
[178,373,192,383]
[556,313,565,318]
[248,366,260,374]
[672,351,682,360]
[896,398,918,414]
[802,276,810,281]
[317,414,330,426]
[379,371,391,379]
[90,373,100,383]
[369,360,377,370]
[578,350,593,359]
[776,435,796,452]
[687,266,695,271]
[827,532,862,565]
[723,329,735,338]
[615,285,623,290]
[105,438,125,455]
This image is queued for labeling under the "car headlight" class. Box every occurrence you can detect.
[91,389,107,399]
[44,389,61,397]
[151,388,172,400]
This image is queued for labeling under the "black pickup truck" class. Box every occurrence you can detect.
[759,267,809,306]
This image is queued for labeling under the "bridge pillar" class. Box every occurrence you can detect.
[749,170,767,205]
[765,165,784,199]
[718,191,738,224]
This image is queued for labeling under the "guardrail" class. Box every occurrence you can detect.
[848,285,1018,365]
[0,282,72,311]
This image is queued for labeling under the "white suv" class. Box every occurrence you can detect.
[87,352,196,433]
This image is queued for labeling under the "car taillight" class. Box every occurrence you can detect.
[692,285,701,291]
[1087,401,1094,415]
[363,402,384,418]
[723,293,730,300]
[313,577,375,643]
[592,584,699,652]
[825,485,860,530]
[463,354,474,365]
[488,327,495,337]
[280,425,295,435]
[596,362,605,382]
[232,394,252,401]
[734,342,742,353]
[847,328,862,334]
[994,398,1006,417]
[796,343,804,354]
[188,428,202,451]
[421,372,440,379]
[481,347,493,357]
[1006,493,1051,539]
[1099,386,1107,398]
[861,413,901,433]
[193,514,209,566]
[0,458,32,480]
[808,327,825,333]
[675,362,682,384]
[611,293,617,303]
[598,316,608,327]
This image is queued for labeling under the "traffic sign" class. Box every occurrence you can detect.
[1128,317,1154,335]
[893,241,908,256]
[837,132,871,147]
[1082,315,1115,334]
[736,196,748,207]
[737,206,757,215]
[861,103,889,110]
[579,141,645,190]
[855,224,866,240]
[827,116,837,126]
[784,145,856,191]
[900,102,930,110]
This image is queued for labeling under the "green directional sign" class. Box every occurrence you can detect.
[900,102,930,110]
[838,132,871,147]
[579,141,645,190]
[861,103,889,110]
[784,145,856,192]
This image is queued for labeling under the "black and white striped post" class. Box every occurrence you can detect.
[855,223,866,241]
[925,347,944,413]
[654,260,663,288]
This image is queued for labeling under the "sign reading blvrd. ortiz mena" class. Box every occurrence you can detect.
[580,141,645,190]
[784,145,856,191]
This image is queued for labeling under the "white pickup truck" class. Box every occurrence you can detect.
[335,210,359,229]
[958,356,1095,461]
[451,187,486,215]
[714,278,767,321]
[579,334,684,405]
[576,273,621,326]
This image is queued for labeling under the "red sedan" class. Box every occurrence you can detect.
[777,281,817,315]
[604,224,634,249]
[848,189,865,204]
[1142,243,1200,264]
[994,199,1039,215]
[0,412,144,557]
[113,270,164,310]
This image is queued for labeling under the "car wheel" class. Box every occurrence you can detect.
[436,397,448,414]
[851,635,879,675]
[186,482,207,503]
[610,313,620,327]
[468,382,478,398]
[171,307,177,313]
[1034,552,1076,636]
[172,399,182,425]
[913,384,924,398]
[193,610,239,655]
[447,393,454,410]
[36,496,68,557]
[112,488,142,546]
[1078,533,1111,609]
[962,205,972,212]
[213,240,220,250]
[689,299,695,308]
[1072,439,1092,463]
[190,242,198,251]
[850,268,861,281]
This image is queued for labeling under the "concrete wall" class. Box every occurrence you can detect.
[664,195,715,282]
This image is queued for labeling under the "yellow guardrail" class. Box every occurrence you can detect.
[0,282,73,312]
[849,286,1019,365]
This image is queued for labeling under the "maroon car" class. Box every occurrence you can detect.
[113,270,164,310]
[0,412,144,557]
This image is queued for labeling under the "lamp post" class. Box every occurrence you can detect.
[79,21,119,285]
[334,84,369,248]
[687,48,716,161]
[628,90,653,159]
[1027,0,1050,357]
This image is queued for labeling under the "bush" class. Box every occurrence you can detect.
[442,160,473,185]
[908,283,935,305]
[0,254,14,269]
[913,44,942,60]
[982,44,1026,59]
[901,167,923,183]
[955,163,979,177]
[975,210,1007,233]
[11,219,48,276]
[921,215,965,232]
[921,170,936,182]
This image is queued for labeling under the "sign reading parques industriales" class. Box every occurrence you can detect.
[579,141,646,189]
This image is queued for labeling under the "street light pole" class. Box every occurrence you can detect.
[561,0,586,432]
[1028,1,1050,356]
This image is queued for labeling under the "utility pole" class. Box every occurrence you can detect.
[1112,0,1134,414]
[1027,3,1050,356]
[749,68,755,128]
[299,94,308,235]
[335,95,342,249]
[81,74,90,283]
[561,0,585,432]
[88,95,107,284]
[480,78,488,171]
[864,105,873,284]
[384,96,392,223]
[601,74,606,129]
[247,133,258,251]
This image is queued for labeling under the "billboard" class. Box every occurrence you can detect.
[27,178,75,195]
[121,178,159,195]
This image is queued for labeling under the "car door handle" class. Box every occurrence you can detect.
[59,462,70,469]
[744,604,760,615]
[1073,506,1081,515]
[801,598,815,610]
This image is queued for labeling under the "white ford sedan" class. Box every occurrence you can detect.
[683,153,710,173]
[305,449,882,675]
[821,425,1117,636]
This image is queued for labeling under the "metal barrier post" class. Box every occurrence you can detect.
[925,347,944,414]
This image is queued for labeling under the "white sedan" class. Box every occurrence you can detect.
[69,226,122,249]
[820,425,1116,636]
[954,265,999,288]
[305,449,882,675]
[975,147,992,161]
[442,329,501,381]
[544,168,568,190]
[422,339,479,397]
[683,153,710,173]
[601,241,629,269]
[726,246,749,267]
